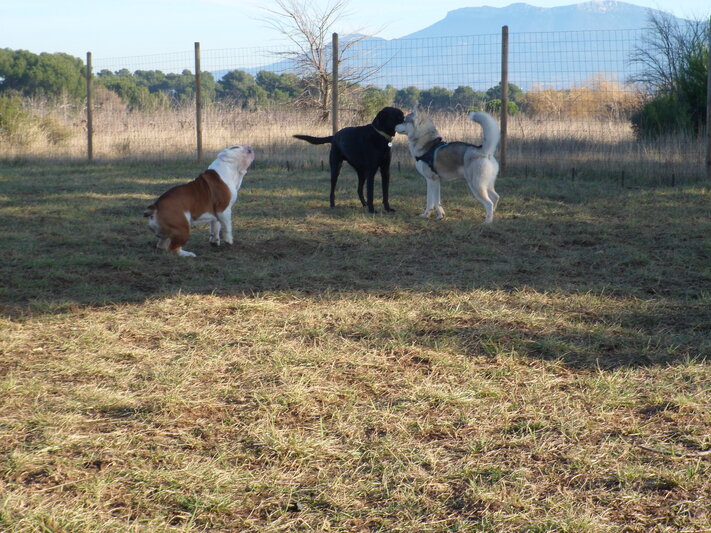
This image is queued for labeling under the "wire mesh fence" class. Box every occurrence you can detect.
[4,28,708,185]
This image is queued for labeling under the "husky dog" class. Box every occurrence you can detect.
[395,107,500,223]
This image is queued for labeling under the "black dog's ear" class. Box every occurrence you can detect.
[372,108,386,130]
[373,107,404,136]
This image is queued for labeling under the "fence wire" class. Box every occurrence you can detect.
[6,29,708,185]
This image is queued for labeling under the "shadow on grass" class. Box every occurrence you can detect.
[1,160,709,368]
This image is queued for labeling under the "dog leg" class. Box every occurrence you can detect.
[467,181,496,224]
[329,151,344,208]
[209,220,222,246]
[168,235,195,257]
[489,188,500,212]
[357,175,367,207]
[432,180,445,219]
[421,177,434,217]
[217,210,233,245]
[380,163,394,212]
[366,171,376,213]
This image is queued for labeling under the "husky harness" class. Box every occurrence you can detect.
[415,137,448,173]
[416,139,485,174]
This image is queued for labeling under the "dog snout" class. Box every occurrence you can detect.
[228,144,254,155]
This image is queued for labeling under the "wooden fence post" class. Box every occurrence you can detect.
[332,32,339,135]
[195,42,203,162]
[86,52,93,162]
[706,17,710,182]
[500,25,509,176]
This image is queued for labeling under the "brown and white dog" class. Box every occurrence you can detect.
[144,145,255,257]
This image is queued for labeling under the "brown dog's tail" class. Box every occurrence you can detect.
[143,204,156,218]
[293,134,333,145]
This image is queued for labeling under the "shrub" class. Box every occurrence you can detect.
[526,79,641,119]
[484,99,519,116]
[677,43,708,134]
[631,12,708,136]
[0,95,36,146]
[359,85,393,118]
[0,95,73,147]
[630,93,692,139]
[40,116,73,145]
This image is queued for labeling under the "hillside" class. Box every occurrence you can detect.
[232,1,687,90]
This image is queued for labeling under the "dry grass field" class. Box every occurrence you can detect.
[0,157,710,532]
[2,102,706,186]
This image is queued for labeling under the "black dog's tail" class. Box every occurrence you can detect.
[293,134,333,145]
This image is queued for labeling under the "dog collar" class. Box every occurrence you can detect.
[372,125,393,146]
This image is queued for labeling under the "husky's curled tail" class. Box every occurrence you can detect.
[469,111,500,158]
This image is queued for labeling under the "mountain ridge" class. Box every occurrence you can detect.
[399,1,673,39]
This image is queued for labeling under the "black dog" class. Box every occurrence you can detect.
[294,106,404,213]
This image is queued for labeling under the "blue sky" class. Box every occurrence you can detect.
[2,0,709,61]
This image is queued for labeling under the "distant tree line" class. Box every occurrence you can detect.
[94,67,526,116]
[0,49,86,100]
[0,48,524,116]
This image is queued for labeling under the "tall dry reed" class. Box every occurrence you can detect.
[2,99,705,185]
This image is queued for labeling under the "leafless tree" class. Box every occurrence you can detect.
[261,0,386,119]
[630,10,708,94]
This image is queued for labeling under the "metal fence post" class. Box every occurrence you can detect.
[86,52,93,162]
[500,25,508,176]
[332,32,339,135]
[195,42,203,162]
